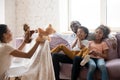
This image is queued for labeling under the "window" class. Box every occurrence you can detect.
[59,0,69,33]
[59,0,120,32]
[107,0,120,32]
[69,0,100,31]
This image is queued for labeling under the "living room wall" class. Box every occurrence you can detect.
[2,0,59,46]
[5,0,59,38]
[15,0,59,37]
[5,0,16,46]
[0,0,5,24]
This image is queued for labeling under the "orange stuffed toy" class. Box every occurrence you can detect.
[38,24,56,43]
[23,24,56,43]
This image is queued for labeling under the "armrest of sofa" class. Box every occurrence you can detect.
[106,59,120,78]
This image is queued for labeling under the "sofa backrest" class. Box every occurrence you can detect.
[115,33,120,58]
[49,35,70,50]
[49,33,119,60]
[105,38,118,60]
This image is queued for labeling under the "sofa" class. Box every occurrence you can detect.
[49,33,120,80]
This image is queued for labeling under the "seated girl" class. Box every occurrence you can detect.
[87,25,110,80]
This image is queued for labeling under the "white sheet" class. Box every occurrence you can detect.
[7,40,55,80]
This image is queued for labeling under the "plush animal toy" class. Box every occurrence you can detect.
[23,24,55,43]
[38,24,56,43]
[23,24,35,43]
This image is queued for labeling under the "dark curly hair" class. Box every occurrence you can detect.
[78,26,89,39]
[70,21,81,34]
[0,24,7,42]
[95,24,111,39]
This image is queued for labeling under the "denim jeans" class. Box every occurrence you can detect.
[87,58,108,80]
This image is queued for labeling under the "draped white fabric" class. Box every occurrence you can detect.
[7,40,55,80]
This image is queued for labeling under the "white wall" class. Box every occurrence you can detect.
[5,0,16,46]
[0,0,5,23]
[2,0,60,40]
[0,0,16,46]
[1,0,59,46]
[15,0,59,37]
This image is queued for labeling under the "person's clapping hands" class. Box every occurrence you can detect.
[77,33,82,41]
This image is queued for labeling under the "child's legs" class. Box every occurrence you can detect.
[51,44,74,59]
[71,56,83,80]
[51,44,63,53]
[87,58,96,80]
[97,59,109,80]
[52,53,73,80]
